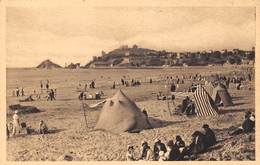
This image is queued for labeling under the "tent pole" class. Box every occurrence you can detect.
[81,101,88,129]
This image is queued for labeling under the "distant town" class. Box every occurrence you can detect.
[37,45,255,69]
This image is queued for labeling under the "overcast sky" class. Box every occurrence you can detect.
[6,7,255,68]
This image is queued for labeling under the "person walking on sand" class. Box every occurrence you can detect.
[12,110,20,136]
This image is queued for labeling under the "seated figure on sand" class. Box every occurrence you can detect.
[202,124,216,148]
[229,111,255,135]
[126,145,135,161]
[19,95,35,102]
[153,138,167,160]
[39,120,48,134]
[165,140,181,161]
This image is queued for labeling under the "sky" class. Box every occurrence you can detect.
[6,7,255,68]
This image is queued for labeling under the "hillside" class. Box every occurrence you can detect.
[84,45,255,68]
[36,59,62,69]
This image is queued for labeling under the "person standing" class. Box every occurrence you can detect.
[15,87,19,97]
[40,80,43,93]
[112,81,116,89]
[46,82,49,90]
[12,110,20,136]
[84,84,88,92]
[21,87,25,96]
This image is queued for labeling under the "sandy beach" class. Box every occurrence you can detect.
[6,66,255,161]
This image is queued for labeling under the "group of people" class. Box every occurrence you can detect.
[77,81,96,91]
[179,96,195,116]
[78,91,103,100]
[7,110,49,138]
[156,92,175,100]
[47,89,56,101]
[12,87,25,97]
[40,80,50,92]
[126,124,217,161]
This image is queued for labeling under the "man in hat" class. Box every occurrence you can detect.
[12,110,20,136]
[202,124,216,148]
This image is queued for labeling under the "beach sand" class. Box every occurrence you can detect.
[6,66,255,161]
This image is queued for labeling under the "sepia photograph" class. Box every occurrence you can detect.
[4,5,256,161]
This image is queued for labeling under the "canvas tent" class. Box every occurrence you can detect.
[211,84,233,107]
[193,85,219,117]
[204,81,215,96]
[95,90,151,133]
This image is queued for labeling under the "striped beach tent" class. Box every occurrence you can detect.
[193,85,219,117]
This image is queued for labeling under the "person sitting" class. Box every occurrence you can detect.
[126,145,135,161]
[165,140,181,161]
[202,124,216,148]
[229,113,255,135]
[158,151,167,161]
[187,131,206,158]
[153,139,167,160]
[175,135,185,149]
[170,83,176,92]
[181,97,190,113]
[95,93,101,100]
[244,111,252,119]
[79,91,84,100]
[185,102,195,116]
[139,141,149,160]
[19,95,35,102]
[39,120,48,134]
[242,115,255,133]
[145,146,153,161]
[175,135,186,159]
[157,92,166,100]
